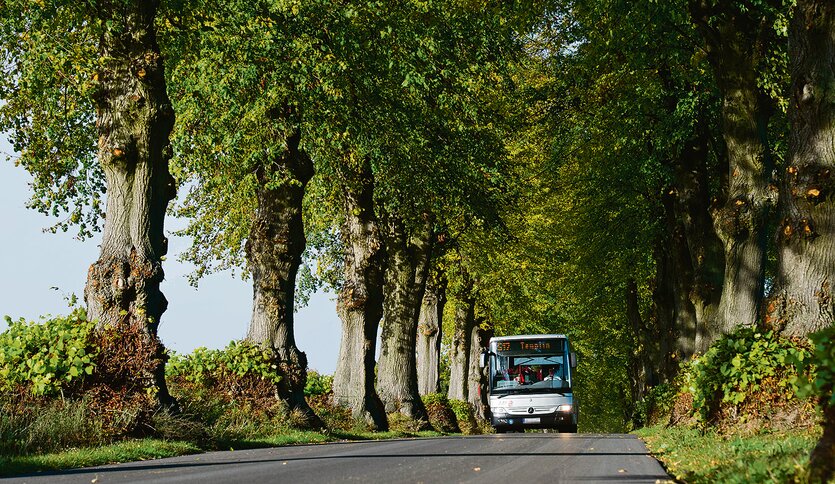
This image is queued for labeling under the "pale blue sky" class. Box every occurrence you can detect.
[0,136,343,374]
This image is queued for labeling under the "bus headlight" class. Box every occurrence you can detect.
[492,406,507,416]
[557,404,573,412]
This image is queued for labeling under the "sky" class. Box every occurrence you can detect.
[0,136,343,374]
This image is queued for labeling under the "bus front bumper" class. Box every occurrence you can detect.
[490,410,576,430]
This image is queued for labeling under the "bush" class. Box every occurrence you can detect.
[166,342,289,439]
[797,325,835,406]
[448,399,479,434]
[0,310,177,444]
[0,309,97,396]
[167,341,282,387]
[686,328,810,426]
[421,393,459,433]
[306,394,358,431]
[166,342,282,407]
[387,412,429,433]
[304,370,333,396]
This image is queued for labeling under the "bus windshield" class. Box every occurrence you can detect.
[490,353,569,394]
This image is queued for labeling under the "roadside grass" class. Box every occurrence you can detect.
[636,425,820,483]
[0,440,202,477]
[0,428,447,477]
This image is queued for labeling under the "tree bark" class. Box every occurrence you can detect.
[689,2,776,344]
[332,156,388,431]
[776,5,835,478]
[376,213,433,424]
[674,124,726,355]
[417,272,446,395]
[627,278,651,409]
[447,273,475,402]
[84,0,176,407]
[243,129,321,428]
[654,190,697,369]
[768,1,835,338]
[467,319,491,420]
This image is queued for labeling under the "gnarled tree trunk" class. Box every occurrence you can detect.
[244,130,321,428]
[447,273,475,402]
[417,272,446,395]
[654,190,696,371]
[467,319,491,420]
[674,124,726,356]
[775,5,835,479]
[689,2,776,345]
[332,156,388,431]
[84,0,176,407]
[769,1,835,338]
[376,214,432,424]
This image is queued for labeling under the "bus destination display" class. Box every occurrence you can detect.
[495,339,563,354]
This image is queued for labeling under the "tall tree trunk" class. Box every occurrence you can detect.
[658,66,725,357]
[448,273,475,402]
[655,189,698,367]
[244,130,321,428]
[689,2,776,344]
[417,272,446,395]
[768,1,835,338]
[376,213,433,424]
[627,278,651,409]
[332,156,388,431]
[84,0,176,407]
[776,4,835,479]
[467,319,491,420]
[674,123,726,355]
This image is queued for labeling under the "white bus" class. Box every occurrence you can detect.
[481,334,578,433]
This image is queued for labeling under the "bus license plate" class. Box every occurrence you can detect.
[523,418,540,424]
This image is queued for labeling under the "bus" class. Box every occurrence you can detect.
[481,334,578,433]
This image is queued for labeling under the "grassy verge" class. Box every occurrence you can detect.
[0,428,446,477]
[635,425,820,483]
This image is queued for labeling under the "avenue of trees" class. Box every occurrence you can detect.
[2,0,835,478]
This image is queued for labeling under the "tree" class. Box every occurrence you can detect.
[320,0,526,426]
[416,269,447,395]
[161,0,354,426]
[687,0,786,344]
[770,2,835,478]
[1,0,178,406]
[447,266,476,402]
[331,154,389,430]
[768,1,835,338]
[376,213,433,423]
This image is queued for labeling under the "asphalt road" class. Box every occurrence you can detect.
[8,434,671,484]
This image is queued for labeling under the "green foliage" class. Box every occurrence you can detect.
[633,383,676,428]
[0,439,202,477]
[166,341,281,386]
[0,309,96,396]
[448,399,479,435]
[637,424,818,483]
[0,0,106,238]
[796,325,835,407]
[304,370,333,397]
[686,328,809,423]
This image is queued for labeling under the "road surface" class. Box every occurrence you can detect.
[8,434,671,483]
